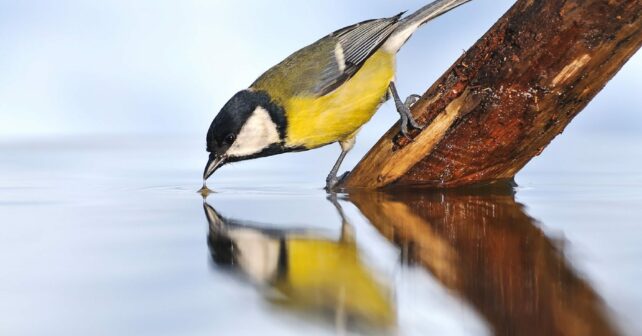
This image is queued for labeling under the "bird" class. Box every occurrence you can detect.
[203,0,472,190]
[203,199,396,329]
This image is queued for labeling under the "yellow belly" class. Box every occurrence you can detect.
[275,238,395,325]
[284,50,395,149]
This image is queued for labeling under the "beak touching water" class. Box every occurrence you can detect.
[203,154,226,181]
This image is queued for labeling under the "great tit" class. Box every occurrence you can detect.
[203,0,472,190]
[203,200,396,329]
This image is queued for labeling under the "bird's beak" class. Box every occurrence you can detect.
[203,201,226,231]
[203,154,226,181]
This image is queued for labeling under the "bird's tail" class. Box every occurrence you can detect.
[383,0,472,52]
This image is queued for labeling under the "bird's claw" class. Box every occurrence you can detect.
[325,176,339,191]
[398,95,425,140]
[325,171,350,192]
[404,94,422,109]
[408,116,425,130]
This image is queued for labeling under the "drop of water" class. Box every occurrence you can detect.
[198,182,214,197]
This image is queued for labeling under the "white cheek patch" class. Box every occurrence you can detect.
[227,229,280,283]
[227,106,280,157]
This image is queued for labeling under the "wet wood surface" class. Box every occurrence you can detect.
[348,186,619,335]
[342,0,642,189]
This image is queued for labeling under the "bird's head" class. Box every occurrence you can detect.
[203,90,286,181]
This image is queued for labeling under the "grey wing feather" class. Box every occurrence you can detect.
[314,14,402,95]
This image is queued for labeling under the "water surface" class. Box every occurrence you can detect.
[1,135,641,335]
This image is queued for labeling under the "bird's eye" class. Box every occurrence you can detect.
[224,134,236,144]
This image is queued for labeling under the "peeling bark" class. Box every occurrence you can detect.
[342,0,642,189]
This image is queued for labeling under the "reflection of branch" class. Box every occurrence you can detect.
[348,185,619,336]
[342,0,642,189]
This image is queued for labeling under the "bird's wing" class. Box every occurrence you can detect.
[251,15,402,99]
[315,14,402,95]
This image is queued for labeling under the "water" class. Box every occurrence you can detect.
[1,135,641,335]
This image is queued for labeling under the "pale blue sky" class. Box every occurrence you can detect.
[0,0,640,139]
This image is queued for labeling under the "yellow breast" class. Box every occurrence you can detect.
[284,50,395,149]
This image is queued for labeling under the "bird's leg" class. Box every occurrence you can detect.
[389,81,424,139]
[327,193,355,243]
[335,286,347,336]
[325,151,348,191]
[325,138,355,192]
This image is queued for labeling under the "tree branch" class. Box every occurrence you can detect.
[341,0,642,189]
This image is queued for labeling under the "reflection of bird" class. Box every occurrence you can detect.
[203,200,396,329]
[203,0,472,190]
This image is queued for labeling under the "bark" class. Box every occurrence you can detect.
[347,186,619,335]
[341,0,642,189]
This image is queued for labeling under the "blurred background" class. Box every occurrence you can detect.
[1,0,640,141]
[1,1,641,335]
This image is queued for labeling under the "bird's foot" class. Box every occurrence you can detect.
[389,81,425,141]
[325,171,351,192]
[397,96,425,140]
